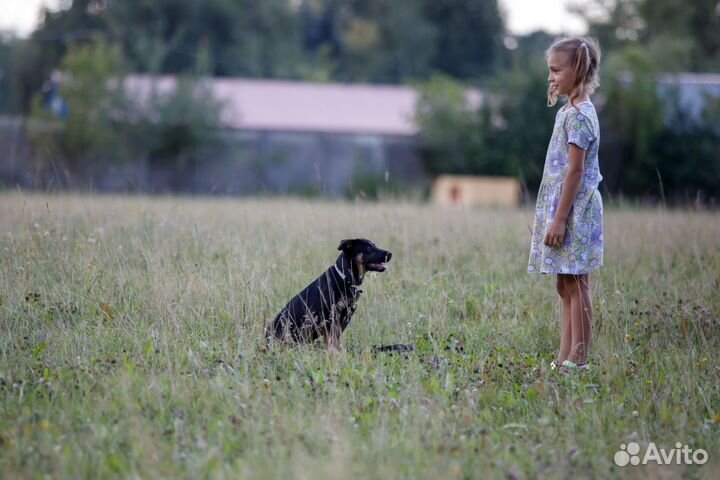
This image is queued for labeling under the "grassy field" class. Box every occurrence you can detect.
[0,193,718,479]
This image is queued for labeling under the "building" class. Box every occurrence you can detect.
[656,73,720,131]
[120,75,482,196]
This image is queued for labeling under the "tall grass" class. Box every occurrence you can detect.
[0,193,718,479]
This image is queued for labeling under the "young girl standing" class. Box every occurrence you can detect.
[528,37,603,373]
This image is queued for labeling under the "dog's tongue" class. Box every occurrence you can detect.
[370,263,387,272]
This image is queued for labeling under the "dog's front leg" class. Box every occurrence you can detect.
[324,334,341,352]
[324,323,342,352]
[324,303,343,352]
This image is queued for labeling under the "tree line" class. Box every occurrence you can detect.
[1,0,503,112]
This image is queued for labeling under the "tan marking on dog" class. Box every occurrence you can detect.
[354,253,367,277]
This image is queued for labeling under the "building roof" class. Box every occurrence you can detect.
[123,75,482,136]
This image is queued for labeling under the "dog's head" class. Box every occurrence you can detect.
[337,238,392,276]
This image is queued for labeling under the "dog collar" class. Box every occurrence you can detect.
[334,264,346,280]
[334,260,363,288]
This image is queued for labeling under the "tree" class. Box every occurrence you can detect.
[298,0,504,83]
[414,74,539,179]
[105,0,305,77]
[572,0,720,71]
[344,0,437,82]
[298,0,437,83]
[491,66,559,189]
[423,0,504,79]
[20,0,111,112]
[12,0,507,98]
[133,76,224,171]
[415,75,483,175]
[595,44,720,200]
[29,39,127,175]
[23,0,306,84]
[0,36,29,113]
[28,38,223,184]
[599,46,665,194]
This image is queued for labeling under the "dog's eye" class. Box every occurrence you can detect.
[366,246,372,253]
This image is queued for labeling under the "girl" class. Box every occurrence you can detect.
[528,37,603,374]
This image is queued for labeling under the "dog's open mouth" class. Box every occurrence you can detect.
[367,263,388,272]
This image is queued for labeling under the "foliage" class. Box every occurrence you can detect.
[27,39,223,179]
[106,0,305,78]
[335,0,438,83]
[416,48,720,200]
[297,0,503,83]
[28,39,128,172]
[601,46,720,199]
[0,37,27,113]
[126,76,224,170]
[415,69,556,188]
[575,0,720,71]
[2,0,505,106]
[423,0,504,78]
[414,75,485,176]
[344,166,423,201]
[599,46,665,194]
[416,76,525,179]
[1,0,718,198]
[489,66,559,188]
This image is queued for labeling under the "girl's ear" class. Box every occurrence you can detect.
[337,239,355,252]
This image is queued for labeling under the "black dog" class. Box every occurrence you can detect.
[265,238,392,350]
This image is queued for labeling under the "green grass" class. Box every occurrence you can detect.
[0,193,718,479]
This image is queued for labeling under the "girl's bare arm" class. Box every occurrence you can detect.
[544,144,586,247]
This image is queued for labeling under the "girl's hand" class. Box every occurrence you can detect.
[544,219,566,247]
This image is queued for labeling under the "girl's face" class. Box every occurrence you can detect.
[547,51,574,96]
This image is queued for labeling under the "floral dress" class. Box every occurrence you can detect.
[528,102,603,275]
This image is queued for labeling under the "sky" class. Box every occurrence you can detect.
[501,0,587,35]
[0,0,588,37]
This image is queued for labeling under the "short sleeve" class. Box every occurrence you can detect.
[564,110,597,150]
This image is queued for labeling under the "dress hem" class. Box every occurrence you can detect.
[527,265,603,275]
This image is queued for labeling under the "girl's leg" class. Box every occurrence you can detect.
[556,275,573,363]
[567,274,592,364]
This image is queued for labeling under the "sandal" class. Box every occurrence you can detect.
[559,360,590,375]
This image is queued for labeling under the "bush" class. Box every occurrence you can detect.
[414,69,556,191]
[415,52,720,202]
[29,39,128,172]
[28,40,223,182]
[601,46,720,200]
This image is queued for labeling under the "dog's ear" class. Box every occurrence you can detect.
[337,239,355,252]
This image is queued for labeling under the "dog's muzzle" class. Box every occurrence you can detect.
[367,250,392,272]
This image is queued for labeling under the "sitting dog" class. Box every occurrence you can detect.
[265,238,392,350]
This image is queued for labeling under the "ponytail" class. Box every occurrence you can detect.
[569,42,592,108]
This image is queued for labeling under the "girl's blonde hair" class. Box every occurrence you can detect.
[546,36,601,107]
